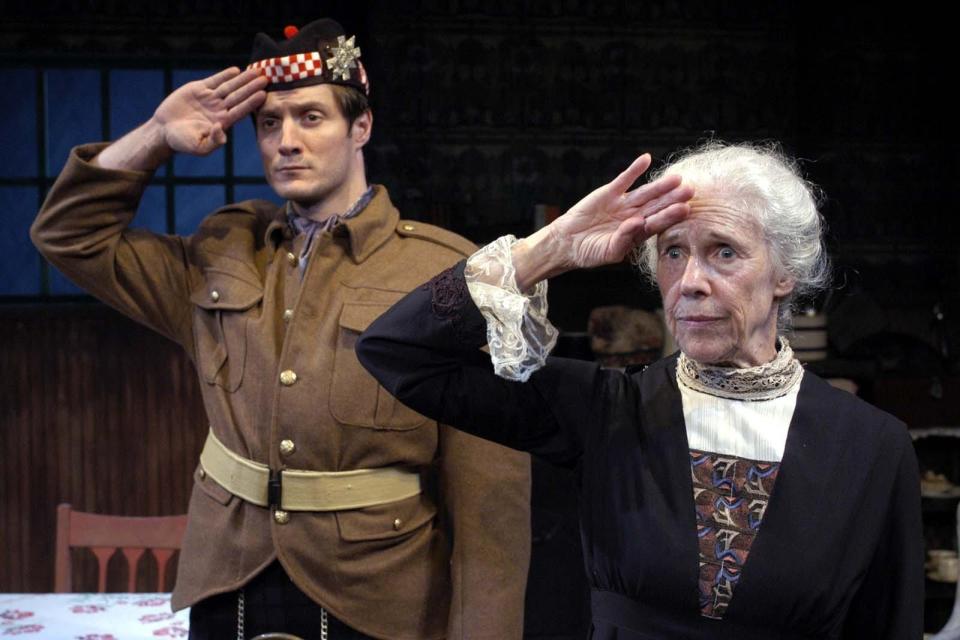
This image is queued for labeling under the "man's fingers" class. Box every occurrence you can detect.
[608,154,652,195]
[211,124,227,148]
[223,90,268,128]
[203,67,241,89]
[223,74,269,109]
[217,68,267,99]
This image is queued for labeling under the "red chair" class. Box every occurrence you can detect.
[54,503,188,592]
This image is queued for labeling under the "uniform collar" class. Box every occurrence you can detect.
[262,185,398,262]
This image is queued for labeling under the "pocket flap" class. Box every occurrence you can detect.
[190,269,263,311]
[338,302,388,333]
[335,493,436,542]
[194,465,234,506]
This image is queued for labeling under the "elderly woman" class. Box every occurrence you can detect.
[356,142,922,638]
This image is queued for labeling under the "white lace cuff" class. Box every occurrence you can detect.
[464,235,559,382]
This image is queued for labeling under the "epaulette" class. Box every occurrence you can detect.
[209,199,280,223]
[395,219,477,257]
[199,200,284,239]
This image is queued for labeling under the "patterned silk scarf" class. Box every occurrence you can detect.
[286,186,374,275]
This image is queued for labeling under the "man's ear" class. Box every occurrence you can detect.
[351,110,373,148]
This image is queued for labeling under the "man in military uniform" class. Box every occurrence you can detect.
[32,19,530,640]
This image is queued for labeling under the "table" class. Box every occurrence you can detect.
[0,593,189,638]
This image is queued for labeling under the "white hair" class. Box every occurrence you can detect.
[633,140,830,330]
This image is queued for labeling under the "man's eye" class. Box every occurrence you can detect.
[259,119,277,130]
[305,113,322,122]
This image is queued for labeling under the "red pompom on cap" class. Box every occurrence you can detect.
[283,25,299,39]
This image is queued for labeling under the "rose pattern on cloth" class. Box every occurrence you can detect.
[0,594,188,639]
[0,613,32,622]
[2,625,44,635]
[70,606,106,614]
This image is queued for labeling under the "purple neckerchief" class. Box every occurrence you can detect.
[286,186,375,276]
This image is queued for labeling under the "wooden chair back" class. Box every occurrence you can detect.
[54,503,188,593]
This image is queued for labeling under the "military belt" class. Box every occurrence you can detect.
[199,430,421,511]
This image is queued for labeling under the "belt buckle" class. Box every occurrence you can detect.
[268,469,283,509]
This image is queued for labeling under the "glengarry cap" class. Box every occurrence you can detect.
[247,19,369,94]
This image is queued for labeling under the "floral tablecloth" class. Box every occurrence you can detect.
[0,593,188,638]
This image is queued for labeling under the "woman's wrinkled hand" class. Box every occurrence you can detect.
[550,154,693,270]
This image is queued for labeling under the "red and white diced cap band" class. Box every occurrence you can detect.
[247,51,325,84]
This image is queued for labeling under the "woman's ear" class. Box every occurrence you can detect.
[773,274,796,298]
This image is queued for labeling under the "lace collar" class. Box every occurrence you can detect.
[676,337,803,401]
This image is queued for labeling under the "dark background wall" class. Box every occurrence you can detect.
[1,1,957,636]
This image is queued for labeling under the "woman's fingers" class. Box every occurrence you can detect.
[607,154,652,196]
[621,173,684,209]
[642,201,691,235]
[630,181,694,221]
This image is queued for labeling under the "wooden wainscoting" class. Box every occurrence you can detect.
[0,303,207,592]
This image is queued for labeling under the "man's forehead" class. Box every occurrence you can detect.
[260,84,336,110]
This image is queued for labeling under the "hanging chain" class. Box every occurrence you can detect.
[237,589,246,640]
[236,587,327,640]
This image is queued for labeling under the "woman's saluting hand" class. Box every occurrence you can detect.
[512,154,694,291]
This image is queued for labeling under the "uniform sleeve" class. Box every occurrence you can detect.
[439,424,531,639]
[841,428,924,639]
[358,260,604,638]
[30,143,194,347]
[357,260,603,467]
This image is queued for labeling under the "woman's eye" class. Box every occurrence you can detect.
[665,247,682,259]
[718,246,736,259]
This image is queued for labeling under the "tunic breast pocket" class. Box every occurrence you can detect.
[330,301,429,431]
[190,269,263,393]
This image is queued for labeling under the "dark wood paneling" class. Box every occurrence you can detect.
[0,304,206,592]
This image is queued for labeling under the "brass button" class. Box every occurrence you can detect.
[279,370,298,386]
[393,518,402,531]
[210,290,220,302]
[401,223,415,232]
[286,252,297,266]
[282,309,294,322]
[279,439,296,456]
[273,509,290,525]
[198,468,206,480]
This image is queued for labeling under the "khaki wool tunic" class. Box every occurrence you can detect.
[31,143,532,640]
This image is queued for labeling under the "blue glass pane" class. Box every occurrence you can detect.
[131,186,167,233]
[233,184,283,207]
[109,70,166,176]
[46,69,102,176]
[109,70,164,139]
[0,70,38,178]
[232,117,265,177]
[172,70,225,177]
[175,185,225,236]
[49,264,85,296]
[0,188,41,295]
